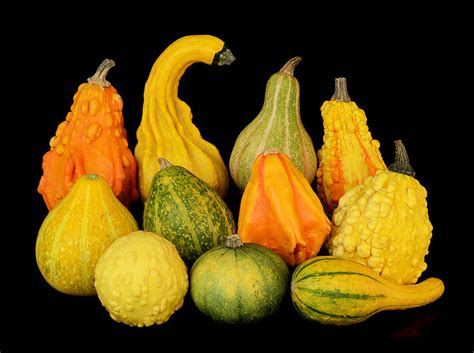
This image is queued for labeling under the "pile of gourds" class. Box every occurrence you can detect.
[35,35,444,327]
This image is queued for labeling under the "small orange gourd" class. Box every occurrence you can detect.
[38,59,138,210]
[238,151,331,266]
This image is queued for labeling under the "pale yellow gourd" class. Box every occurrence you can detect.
[95,231,188,327]
[328,141,432,284]
[135,35,235,201]
[36,174,139,295]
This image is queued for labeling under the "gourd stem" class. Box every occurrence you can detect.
[87,59,115,87]
[331,77,351,102]
[263,148,280,155]
[159,158,174,170]
[279,56,302,76]
[388,140,415,177]
[225,234,243,248]
[213,46,236,66]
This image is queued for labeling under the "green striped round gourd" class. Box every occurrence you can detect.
[229,57,317,191]
[143,158,236,264]
[291,256,444,325]
[190,234,289,325]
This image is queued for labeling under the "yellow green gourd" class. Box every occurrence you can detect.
[328,140,432,284]
[291,256,444,325]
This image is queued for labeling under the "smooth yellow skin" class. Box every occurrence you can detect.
[135,35,230,201]
[328,171,432,284]
[95,231,188,327]
[36,174,138,295]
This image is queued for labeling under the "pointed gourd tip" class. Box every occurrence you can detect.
[225,234,243,248]
[87,59,115,87]
[332,77,351,102]
[388,140,416,177]
[279,56,302,76]
[158,158,174,170]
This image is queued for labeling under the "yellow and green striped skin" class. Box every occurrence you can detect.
[230,57,317,191]
[143,164,236,264]
[190,236,289,325]
[36,174,138,295]
[291,256,444,325]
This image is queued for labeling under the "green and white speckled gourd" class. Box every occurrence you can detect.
[229,57,317,191]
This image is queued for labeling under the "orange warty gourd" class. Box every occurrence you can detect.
[316,77,387,213]
[238,151,331,266]
[38,59,138,210]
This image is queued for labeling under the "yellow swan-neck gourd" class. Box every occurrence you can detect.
[135,35,235,201]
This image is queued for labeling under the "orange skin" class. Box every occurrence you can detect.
[38,60,138,210]
[238,152,331,266]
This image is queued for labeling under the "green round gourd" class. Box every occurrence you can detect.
[190,234,289,325]
[143,158,236,264]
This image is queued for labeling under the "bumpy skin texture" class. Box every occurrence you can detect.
[36,174,139,295]
[291,256,444,325]
[190,236,289,325]
[143,163,236,264]
[238,153,331,266]
[135,35,233,201]
[230,57,316,191]
[316,79,386,212]
[327,170,432,284]
[95,231,188,327]
[38,59,138,210]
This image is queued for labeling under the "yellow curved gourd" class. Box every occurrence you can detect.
[328,141,432,284]
[135,35,235,201]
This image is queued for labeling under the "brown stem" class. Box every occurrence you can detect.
[87,59,115,87]
[225,234,243,248]
[159,157,174,170]
[279,56,302,76]
[388,140,415,177]
[331,77,351,102]
[263,148,280,155]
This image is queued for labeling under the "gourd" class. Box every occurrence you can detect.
[135,35,235,201]
[238,151,331,266]
[95,231,188,327]
[143,158,236,264]
[291,256,444,325]
[38,59,138,210]
[190,234,289,325]
[230,57,317,191]
[36,174,139,295]
[328,140,432,284]
[316,77,386,212]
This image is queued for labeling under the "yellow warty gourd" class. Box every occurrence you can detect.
[95,231,188,327]
[327,141,432,284]
[135,35,235,201]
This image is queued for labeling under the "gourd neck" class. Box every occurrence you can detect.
[147,35,234,99]
[225,234,243,249]
[87,59,115,87]
[331,77,351,102]
[388,140,415,177]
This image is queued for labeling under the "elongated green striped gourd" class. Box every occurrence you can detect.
[143,158,236,264]
[229,57,317,191]
[36,174,139,295]
[291,256,444,325]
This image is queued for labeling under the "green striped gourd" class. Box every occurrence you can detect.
[229,57,317,191]
[190,234,289,325]
[291,256,444,325]
[143,158,236,264]
[36,174,139,295]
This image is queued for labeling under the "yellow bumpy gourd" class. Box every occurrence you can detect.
[135,35,235,201]
[95,231,188,327]
[328,141,432,284]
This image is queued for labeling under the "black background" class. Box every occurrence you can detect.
[17,7,468,352]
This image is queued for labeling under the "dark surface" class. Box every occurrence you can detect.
[19,12,467,352]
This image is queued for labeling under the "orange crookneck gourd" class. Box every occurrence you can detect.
[38,59,138,210]
[316,77,387,213]
[238,151,331,266]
